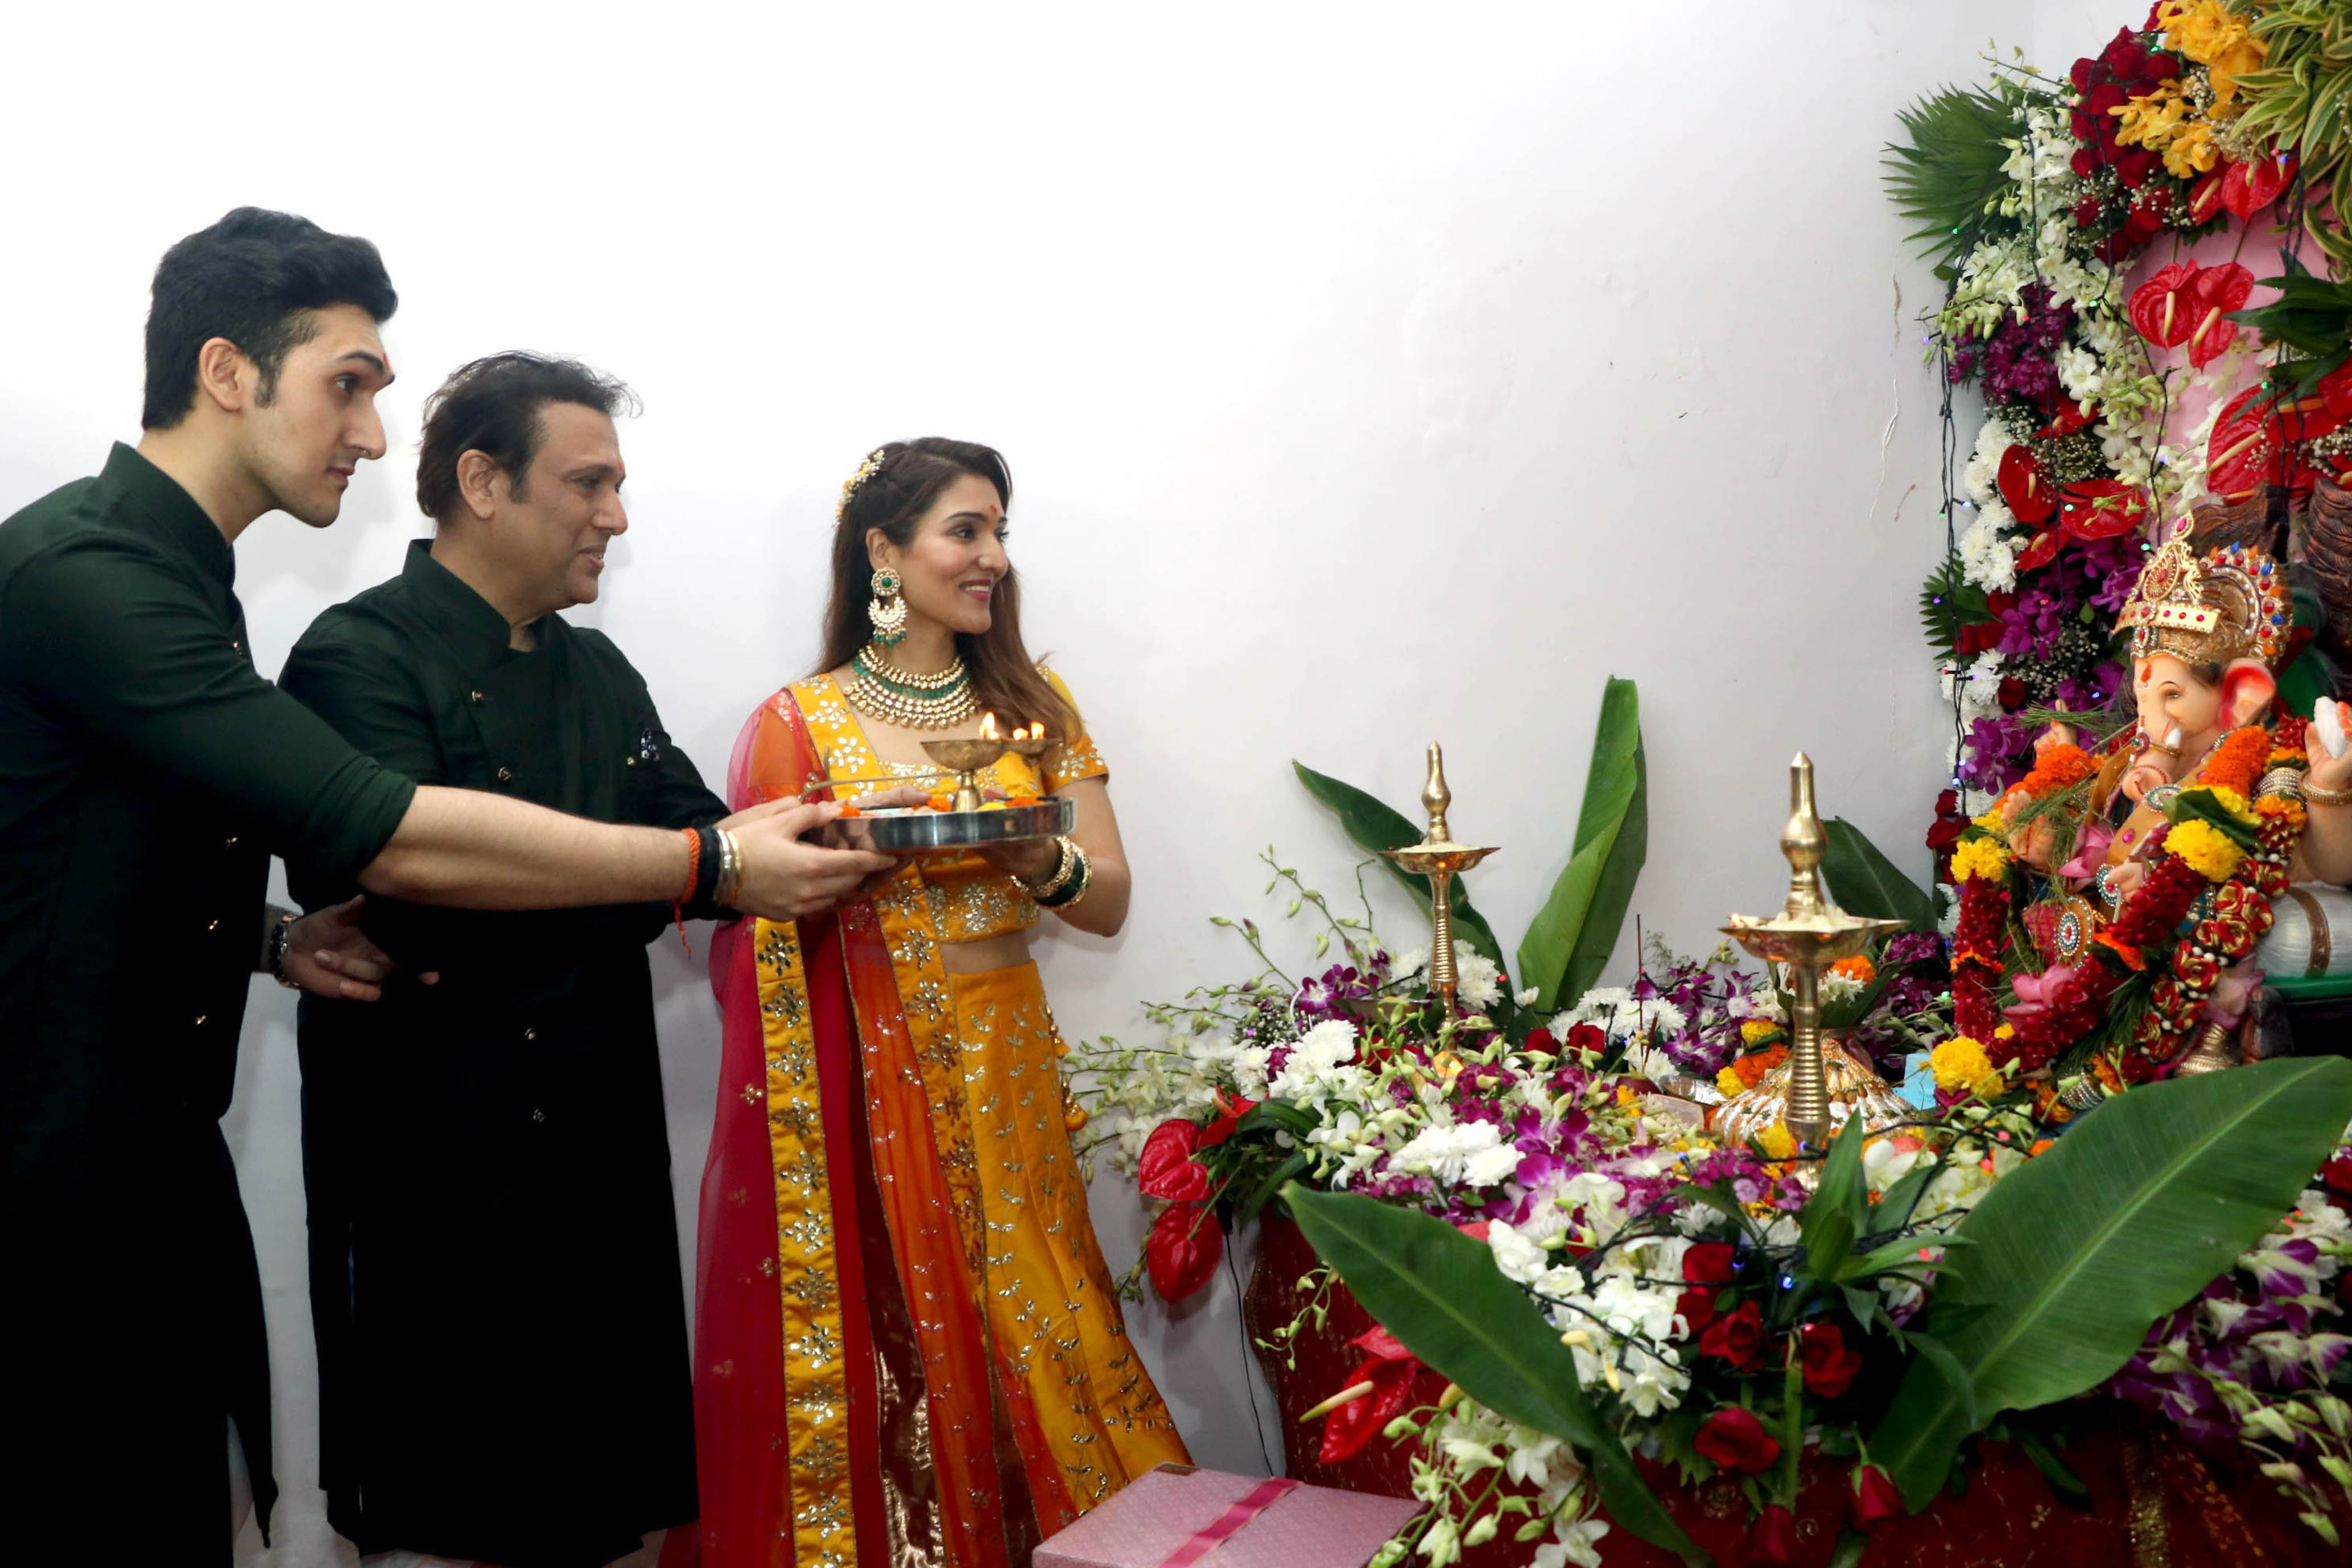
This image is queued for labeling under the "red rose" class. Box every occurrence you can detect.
[1695,1405,1781,1474]
[1138,1118,1211,1202]
[1998,676,2029,711]
[1742,1503,1796,1566]
[1854,1463,1905,1527]
[1676,1287,1718,1336]
[2069,57,2095,90]
[1522,1026,1557,1053]
[1799,1321,1864,1397]
[1144,1201,1222,1300]
[1701,1300,1768,1371]
[1563,1022,1607,1055]
[2117,148,2155,188]
[1684,1241,1736,1284]
[2324,1155,2352,1198]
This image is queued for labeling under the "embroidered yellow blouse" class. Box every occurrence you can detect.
[797,667,1107,943]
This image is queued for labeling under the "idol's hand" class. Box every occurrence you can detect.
[722,799,898,919]
[2310,699,2352,795]
[286,895,435,1001]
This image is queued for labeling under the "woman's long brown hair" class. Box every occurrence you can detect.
[813,438,1079,740]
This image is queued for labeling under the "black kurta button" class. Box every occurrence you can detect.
[496,766,514,782]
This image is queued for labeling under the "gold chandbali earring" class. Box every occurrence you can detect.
[868,567,909,647]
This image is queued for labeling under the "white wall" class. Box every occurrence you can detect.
[0,2,2054,1561]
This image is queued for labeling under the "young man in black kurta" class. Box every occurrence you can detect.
[0,214,899,1567]
[281,354,722,1566]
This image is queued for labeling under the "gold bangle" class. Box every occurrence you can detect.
[2308,782,2352,807]
[1017,836,1078,898]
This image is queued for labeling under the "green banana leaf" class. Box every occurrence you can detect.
[1821,817,1937,933]
[1293,761,1504,968]
[1868,1057,2352,1509]
[1286,1185,1703,1565]
[1517,677,1648,1012]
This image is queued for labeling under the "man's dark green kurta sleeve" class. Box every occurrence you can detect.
[0,445,417,1566]
[1,534,415,881]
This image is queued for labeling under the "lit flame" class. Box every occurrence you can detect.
[979,712,999,740]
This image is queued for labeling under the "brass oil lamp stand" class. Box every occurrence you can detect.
[1381,744,1497,1015]
[1721,754,1904,1152]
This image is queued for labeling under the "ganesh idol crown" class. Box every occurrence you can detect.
[1943,498,2350,1098]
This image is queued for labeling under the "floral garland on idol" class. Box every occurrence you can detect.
[1891,1,2352,806]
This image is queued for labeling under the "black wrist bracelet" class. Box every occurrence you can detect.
[691,826,724,909]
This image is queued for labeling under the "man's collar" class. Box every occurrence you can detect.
[401,539,553,659]
[101,443,234,585]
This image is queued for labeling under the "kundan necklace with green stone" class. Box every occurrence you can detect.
[845,644,979,729]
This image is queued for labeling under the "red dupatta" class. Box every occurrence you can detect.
[667,691,1022,1568]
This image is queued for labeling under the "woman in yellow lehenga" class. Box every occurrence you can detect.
[675,439,1188,1568]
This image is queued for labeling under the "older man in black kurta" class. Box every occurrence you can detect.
[282,356,726,1567]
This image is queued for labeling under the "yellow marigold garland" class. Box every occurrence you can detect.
[1949,836,2009,884]
[2165,817,2246,882]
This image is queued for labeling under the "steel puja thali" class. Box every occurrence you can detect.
[814,796,1075,853]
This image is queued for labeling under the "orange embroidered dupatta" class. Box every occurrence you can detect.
[674,689,1038,1568]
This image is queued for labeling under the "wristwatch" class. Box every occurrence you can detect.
[266,912,300,990]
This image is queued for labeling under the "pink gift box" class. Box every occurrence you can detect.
[1035,1464,1421,1568]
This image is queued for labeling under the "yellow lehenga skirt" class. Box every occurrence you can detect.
[948,961,1187,1516]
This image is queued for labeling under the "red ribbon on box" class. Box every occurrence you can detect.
[1156,1476,1302,1567]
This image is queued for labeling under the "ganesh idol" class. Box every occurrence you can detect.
[1960,508,2352,1084]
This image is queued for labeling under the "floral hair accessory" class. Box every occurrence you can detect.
[836,447,889,522]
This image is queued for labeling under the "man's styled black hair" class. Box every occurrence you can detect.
[415,353,638,524]
[143,207,398,430]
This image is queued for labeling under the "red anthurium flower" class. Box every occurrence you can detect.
[2016,529,2061,572]
[1854,1463,1905,1527]
[1138,1119,1212,1201]
[2222,153,2297,221]
[1998,444,2058,523]
[1800,1322,1865,1397]
[1351,1324,1416,1361]
[1701,1300,1769,1371]
[1316,1342,1423,1464]
[1695,1406,1781,1473]
[1454,1219,1491,1243]
[2038,401,2097,440]
[2188,168,2228,224]
[2058,479,2150,542]
[1198,1090,1259,1149]
[2186,262,2255,368]
[2130,261,2198,348]
[2207,387,2325,502]
[2321,359,2352,422]
[1742,1503,1797,1567]
[1144,1200,1221,1300]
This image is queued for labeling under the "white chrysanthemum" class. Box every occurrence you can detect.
[1230,1044,1272,1100]
[1486,1218,1549,1286]
[1957,509,2019,593]
[1455,947,1503,1010]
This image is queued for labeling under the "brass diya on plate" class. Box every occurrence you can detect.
[811,721,1074,853]
[1718,753,1909,1153]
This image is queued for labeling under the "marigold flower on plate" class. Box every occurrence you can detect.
[2166,818,2246,882]
[1757,1123,1798,1161]
[1950,836,2008,884]
[1715,1066,1747,1099]
[1740,1017,1782,1045]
